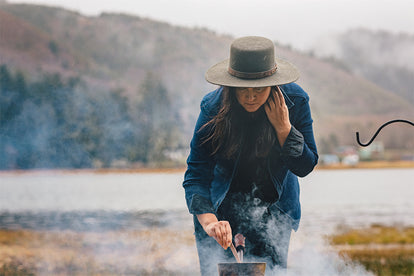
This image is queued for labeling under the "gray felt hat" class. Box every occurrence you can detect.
[205,36,299,87]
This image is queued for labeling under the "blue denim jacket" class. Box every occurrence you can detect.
[182,83,318,230]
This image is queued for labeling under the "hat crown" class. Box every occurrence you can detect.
[229,36,276,73]
[204,36,299,87]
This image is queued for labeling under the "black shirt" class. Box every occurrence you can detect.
[227,107,278,204]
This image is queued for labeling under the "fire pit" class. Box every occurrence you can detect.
[218,262,266,276]
[218,234,266,276]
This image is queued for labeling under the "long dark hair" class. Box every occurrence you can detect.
[201,86,277,159]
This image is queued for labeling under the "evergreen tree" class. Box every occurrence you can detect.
[131,72,179,164]
[0,65,27,126]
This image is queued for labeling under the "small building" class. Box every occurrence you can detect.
[319,154,340,165]
[335,145,359,165]
[358,142,385,161]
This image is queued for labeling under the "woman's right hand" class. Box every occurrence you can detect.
[205,221,233,249]
[197,213,233,249]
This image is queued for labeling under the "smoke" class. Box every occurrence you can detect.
[281,239,374,276]
[0,208,376,275]
[262,208,373,276]
[313,29,414,70]
[194,193,375,276]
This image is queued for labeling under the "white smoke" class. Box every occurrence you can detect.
[264,214,374,276]
[281,239,374,276]
[203,196,375,276]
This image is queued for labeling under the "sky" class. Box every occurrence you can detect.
[6,0,414,51]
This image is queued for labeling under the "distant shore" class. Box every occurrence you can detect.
[1,160,414,175]
[316,160,414,170]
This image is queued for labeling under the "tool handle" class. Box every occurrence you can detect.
[234,233,245,263]
[230,243,241,263]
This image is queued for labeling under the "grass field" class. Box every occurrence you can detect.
[0,229,198,275]
[329,225,414,276]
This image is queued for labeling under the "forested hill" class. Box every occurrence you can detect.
[313,28,414,105]
[0,3,413,169]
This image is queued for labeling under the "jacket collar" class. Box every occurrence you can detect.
[279,86,295,109]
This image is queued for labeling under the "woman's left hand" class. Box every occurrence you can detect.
[264,86,291,147]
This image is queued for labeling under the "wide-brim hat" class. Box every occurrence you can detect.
[205,36,299,87]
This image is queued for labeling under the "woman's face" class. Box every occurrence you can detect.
[235,86,271,112]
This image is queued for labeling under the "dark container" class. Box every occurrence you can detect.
[218,262,266,276]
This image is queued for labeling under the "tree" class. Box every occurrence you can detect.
[131,72,180,164]
[0,65,27,126]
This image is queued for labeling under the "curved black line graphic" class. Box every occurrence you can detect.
[356,119,414,147]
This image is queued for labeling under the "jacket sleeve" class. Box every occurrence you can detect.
[182,106,216,215]
[280,94,319,177]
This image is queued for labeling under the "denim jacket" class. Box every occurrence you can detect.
[182,83,318,230]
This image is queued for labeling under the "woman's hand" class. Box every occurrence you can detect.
[205,221,233,249]
[264,86,291,147]
[197,213,232,249]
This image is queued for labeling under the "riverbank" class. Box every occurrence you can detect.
[329,225,414,276]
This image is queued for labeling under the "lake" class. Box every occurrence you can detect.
[0,168,413,234]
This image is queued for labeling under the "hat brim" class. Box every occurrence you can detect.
[205,58,299,87]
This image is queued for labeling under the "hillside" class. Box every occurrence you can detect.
[1,3,413,158]
[313,28,414,105]
[0,3,232,133]
[0,8,88,77]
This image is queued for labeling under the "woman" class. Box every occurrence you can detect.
[183,36,318,275]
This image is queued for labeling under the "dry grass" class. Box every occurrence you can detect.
[0,229,198,275]
[337,246,414,276]
[329,225,414,276]
[330,225,414,245]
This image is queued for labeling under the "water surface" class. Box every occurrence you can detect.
[1,169,413,234]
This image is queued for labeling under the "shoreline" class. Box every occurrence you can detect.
[316,160,414,170]
[1,161,413,175]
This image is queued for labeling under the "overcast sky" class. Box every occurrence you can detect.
[6,0,414,50]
